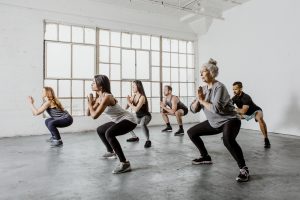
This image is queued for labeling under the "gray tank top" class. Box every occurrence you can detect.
[166,95,187,111]
[103,94,136,124]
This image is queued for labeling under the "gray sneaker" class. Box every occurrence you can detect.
[46,137,54,142]
[50,139,63,147]
[102,152,117,159]
[112,161,131,174]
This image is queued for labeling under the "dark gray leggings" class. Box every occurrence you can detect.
[45,115,73,140]
[97,120,137,162]
[136,115,152,140]
[187,119,246,169]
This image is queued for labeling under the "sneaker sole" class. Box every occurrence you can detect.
[162,130,173,132]
[112,167,132,174]
[236,176,250,182]
[102,155,117,159]
[192,161,213,165]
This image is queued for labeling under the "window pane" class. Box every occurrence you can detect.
[60,99,71,113]
[73,45,95,79]
[162,67,170,82]
[151,98,160,112]
[180,83,187,96]
[111,81,121,97]
[151,82,160,97]
[132,34,141,49]
[179,68,187,82]
[148,98,152,112]
[46,42,71,78]
[187,41,194,54]
[120,98,128,110]
[143,82,151,98]
[111,47,120,63]
[151,67,160,81]
[111,32,121,47]
[122,49,135,79]
[111,64,120,80]
[99,30,109,45]
[45,23,57,40]
[122,33,131,48]
[137,51,150,79]
[171,39,178,52]
[179,54,187,68]
[99,63,110,78]
[72,26,83,43]
[151,51,160,66]
[100,46,109,63]
[72,99,83,116]
[72,80,83,97]
[179,40,187,53]
[151,36,160,51]
[187,55,194,68]
[171,83,179,96]
[44,80,57,95]
[162,52,170,67]
[188,83,195,96]
[171,68,179,82]
[141,35,150,50]
[121,81,131,97]
[171,53,178,67]
[84,80,94,97]
[85,28,96,44]
[180,96,188,106]
[187,69,195,82]
[58,25,71,42]
[162,38,170,52]
[58,80,71,97]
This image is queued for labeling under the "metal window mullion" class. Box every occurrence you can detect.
[70,44,73,115]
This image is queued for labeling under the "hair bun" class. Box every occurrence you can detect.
[208,58,217,65]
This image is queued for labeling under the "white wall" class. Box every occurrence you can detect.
[198,0,300,136]
[0,0,199,137]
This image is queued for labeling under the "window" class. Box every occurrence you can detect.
[44,21,195,115]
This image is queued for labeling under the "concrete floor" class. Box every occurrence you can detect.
[0,124,299,200]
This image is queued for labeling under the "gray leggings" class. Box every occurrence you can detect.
[131,115,152,140]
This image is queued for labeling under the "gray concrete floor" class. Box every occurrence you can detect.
[0,124,300,200]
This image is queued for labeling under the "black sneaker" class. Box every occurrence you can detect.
[174,129,184,136]
[192,155,212,165]
[264,138,271,148]
[161,126,172,132]
[144,140,151,148]
[126,137,139,142]
[236,166,250,182]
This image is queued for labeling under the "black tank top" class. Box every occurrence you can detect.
[133,94,151,118]
[165,95,187,111]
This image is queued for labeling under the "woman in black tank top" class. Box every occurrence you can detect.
[27,87,73,147]
[125,80,152,148]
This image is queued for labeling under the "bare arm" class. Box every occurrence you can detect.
[161,97,178,114]
[88,95,110,119]
[27,96,50,116]
[235,105,249,115]
[128,96,146,112]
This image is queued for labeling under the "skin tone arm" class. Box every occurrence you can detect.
[86,93,100,116]
[27,96,50,116]
[87,94,111,119]
[127,95,145,112]
[125,95,134,110]
[160,97,178,114]
[197,87,212,111]
[235,105,249,115]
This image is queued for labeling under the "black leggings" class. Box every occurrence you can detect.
[187,119,246,169]
[97,120,137,162]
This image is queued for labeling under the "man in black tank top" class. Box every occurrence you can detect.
[232,81,271,148]
[160,85,188,136]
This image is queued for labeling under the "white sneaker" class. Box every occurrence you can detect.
[102,152,117,159]
[112,161,131,174]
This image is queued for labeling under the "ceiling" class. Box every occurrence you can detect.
[91,0,251,21]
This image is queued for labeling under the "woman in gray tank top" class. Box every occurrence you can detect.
[87,75,137,174]
[27,87,73,147]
